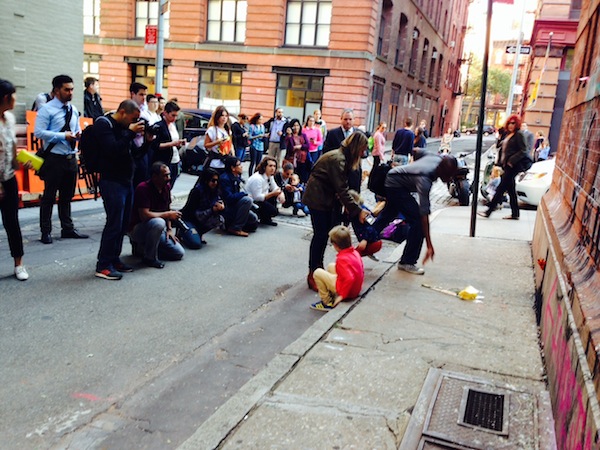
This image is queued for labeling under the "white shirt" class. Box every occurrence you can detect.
[168,122,180,164]
[206,126,231,169]
[245,172,277,202]
[0,111,16,181]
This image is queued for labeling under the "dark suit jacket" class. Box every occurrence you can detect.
[152,119,174,165]
[322,126,349,153]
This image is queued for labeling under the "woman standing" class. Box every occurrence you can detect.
[248,112,266,175]
[478,115,529,220]
[285,119,310,182]
[303,115,323,165]
[0,79,28,280]
[371,122,387,166]
[439,127,453,154]
[303,132,369,291]
[232,113,249,162]
[204,105,233,173]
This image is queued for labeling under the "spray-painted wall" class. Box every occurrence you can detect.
[532,0,600,447]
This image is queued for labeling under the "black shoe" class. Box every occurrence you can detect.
[41,232,53,244]
[61,229,89,239]
[114,261,134,273]
[477,210,491,218]
[142,258,165,269]
[261,220,278,226]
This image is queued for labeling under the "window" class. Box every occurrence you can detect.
[368,77,384,131]
[83,56,101,80]
[377,2,392,58]
[404,90,414,108]
[285,0,332,47]
[207,0,247,43]
[275,70,325,120]
[131,64,168,97]
[435,54,443,90]
[84,0,100,36]
[570,0,581,20]
[389,84,401,130]
[198,68,243,113]
[420,39,429,81]
[428,48,437,86]
[135,0,169,39]
[408,28,420,76]
[395,14,409,69]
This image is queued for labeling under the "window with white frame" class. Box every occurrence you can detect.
[207,0,247,43]
[285,0,332,47]
[83,57,100,80]
[84,0,100,36]
[135,0,169,39]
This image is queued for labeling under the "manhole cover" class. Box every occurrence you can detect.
[400,369,546,450]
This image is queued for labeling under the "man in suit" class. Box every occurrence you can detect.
[322,108,361,191]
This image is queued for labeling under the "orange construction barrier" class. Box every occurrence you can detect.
[17,111,97,206]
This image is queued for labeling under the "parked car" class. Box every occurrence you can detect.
[181,108,213,142]
[463,125,496,136]
[515,158,555,206]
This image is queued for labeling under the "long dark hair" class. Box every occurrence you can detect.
[208,105,231,134]
[0,79,16,103]
[340,131,368,171]
[288,118,302,135]
[200,168,220,189]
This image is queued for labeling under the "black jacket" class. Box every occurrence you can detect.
[151,119,175,165]
[83,90,103,120]
[96,115,135,184]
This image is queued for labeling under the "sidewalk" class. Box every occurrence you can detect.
[178,206,555,449]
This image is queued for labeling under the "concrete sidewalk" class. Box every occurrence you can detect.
[178,206,555,449]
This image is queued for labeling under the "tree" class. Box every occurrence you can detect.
[463,56,512,127]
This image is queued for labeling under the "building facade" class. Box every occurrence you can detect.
[522,0,579,152]
[531,0,600,447]
[0,0,84,119]
[83,0,468,136]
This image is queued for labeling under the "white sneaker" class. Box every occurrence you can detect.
[15,265,29,281]
[398,263,425,275]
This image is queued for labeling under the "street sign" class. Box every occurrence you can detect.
[506,45,531,55]
[145,25,157,50]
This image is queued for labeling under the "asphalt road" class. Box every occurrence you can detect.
[0,135,495,449]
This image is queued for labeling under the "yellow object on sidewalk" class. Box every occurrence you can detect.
[458,285,480,301]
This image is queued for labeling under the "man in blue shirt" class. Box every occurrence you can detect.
[391,117,415,166]
[35,74,88,244]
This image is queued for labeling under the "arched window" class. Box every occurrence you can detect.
[394,14,409,69]
[408,28,420,76]
[420,38,429,81]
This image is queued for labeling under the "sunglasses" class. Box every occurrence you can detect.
[209,178,218,183]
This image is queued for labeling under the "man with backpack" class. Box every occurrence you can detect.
[94,99,145,280]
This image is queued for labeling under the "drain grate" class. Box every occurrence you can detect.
[459,388,507,434]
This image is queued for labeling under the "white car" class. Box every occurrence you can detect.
[515,158,555,206]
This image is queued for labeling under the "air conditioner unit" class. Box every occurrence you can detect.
[413,30,419,39]
[449,41,455,48]
[423,43,429,51]
[432,51,438,59]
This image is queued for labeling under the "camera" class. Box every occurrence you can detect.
[138,118,161,136]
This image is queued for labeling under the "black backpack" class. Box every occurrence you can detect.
[367,161,392,197]
[78,116,112,199]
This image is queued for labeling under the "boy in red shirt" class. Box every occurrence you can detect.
[310,225,365,311]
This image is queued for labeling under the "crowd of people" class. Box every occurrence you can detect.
[5,73,508,316]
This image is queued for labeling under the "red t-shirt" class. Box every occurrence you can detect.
[336,247,364,300]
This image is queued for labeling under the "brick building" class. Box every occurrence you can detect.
[83,0,468,136]
[522,0,579,152]
[531,0,600,447]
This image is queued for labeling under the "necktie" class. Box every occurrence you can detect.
[344,129,350,139]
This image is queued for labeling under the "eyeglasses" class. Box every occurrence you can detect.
[209,178,219,183]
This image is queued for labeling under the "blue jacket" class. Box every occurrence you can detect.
[219,171,247,206]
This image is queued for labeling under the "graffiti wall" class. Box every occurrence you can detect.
[532,1,600,448]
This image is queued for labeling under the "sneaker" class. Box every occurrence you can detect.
[14,265,29,281]
[114,261,134,273]
[310,300,334,312]
[398,263,425,275]
[367,254,380,262]
[95,268,123,280]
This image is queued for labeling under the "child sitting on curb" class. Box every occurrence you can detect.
[310,225,364,312]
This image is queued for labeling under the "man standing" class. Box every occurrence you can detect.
[322,108,355,154]
[264,107,289,164]
[83,77,103,120]
[521,122,535,157]
[391,118,415,165]
[152,101,185,187]
[322,108,361,191]
[95,100,145,280]
[129,162,185,268]
[35,74,88,244]
[374,153,458,275]
[129,82,152,187]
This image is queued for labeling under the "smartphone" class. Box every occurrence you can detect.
[365,215,376,225]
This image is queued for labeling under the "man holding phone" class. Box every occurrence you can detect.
[34,74,87,244]
[152,101,186,188]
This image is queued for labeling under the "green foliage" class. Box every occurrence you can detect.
[464,56,511,98]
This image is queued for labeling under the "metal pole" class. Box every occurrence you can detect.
[155,0,167,95]
[504,0,527,117]
[469,0,494,238]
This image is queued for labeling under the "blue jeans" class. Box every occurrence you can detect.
[235,146,247,162]
[97,179,133,271]
[308,208,340,271]
[223,196,258,232]
[130,217,185,261]
[375,186,423,265]
[308,150,321,164]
